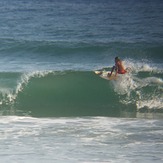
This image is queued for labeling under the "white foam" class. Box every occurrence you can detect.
[112,73,137,95]
[142,77,163,85]
[111,60,163,110]
[136,99,163,110]
[124,59,163,73]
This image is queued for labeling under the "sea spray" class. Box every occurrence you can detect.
[111,61,163,111]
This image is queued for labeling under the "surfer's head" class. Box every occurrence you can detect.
[115,56,120,62]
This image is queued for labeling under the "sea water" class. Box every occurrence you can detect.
[0,116,163,163]
[0,0,163,162]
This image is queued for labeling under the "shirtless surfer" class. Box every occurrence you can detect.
[109,57,127,77]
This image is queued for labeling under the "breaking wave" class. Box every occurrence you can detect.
[0,61,162,117]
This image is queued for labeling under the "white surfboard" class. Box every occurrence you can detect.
[94,70,117,80]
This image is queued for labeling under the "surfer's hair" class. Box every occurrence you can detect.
[115,57,120,61]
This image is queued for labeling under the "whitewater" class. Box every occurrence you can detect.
[0,0,163,162]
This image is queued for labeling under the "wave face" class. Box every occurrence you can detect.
[0,66,162,117]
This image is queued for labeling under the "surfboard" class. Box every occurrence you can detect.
[94,70,117,80]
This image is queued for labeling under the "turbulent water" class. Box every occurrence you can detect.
[0,0,163,162]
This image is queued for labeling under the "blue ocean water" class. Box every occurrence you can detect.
[0,0,162,72]
[0,0,163,162]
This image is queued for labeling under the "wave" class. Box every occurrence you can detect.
[0,65,162,117]
[0,39,163,60]
[0,38,162,73]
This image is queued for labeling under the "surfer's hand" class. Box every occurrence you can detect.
[108,73,111,77]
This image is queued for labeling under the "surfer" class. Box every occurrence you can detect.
[109,57,127,77]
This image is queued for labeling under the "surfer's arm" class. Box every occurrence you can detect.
[115,66,118,76]
[109,66,115,77]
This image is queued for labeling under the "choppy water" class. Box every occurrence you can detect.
[0,116,163,163]
[0,0,163,162]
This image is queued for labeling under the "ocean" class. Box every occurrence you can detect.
[0,0,163,162]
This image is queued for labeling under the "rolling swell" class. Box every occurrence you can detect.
[0,39,162,60]
[0,69,162,117]
[0,39,162,73]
